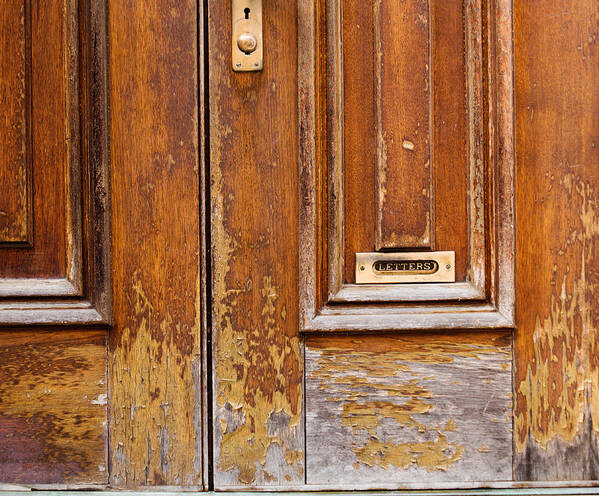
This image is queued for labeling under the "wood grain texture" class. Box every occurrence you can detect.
[108,0,202,487]
[0,0,111,325]
[343,0,469,283]
[299,0,515,332]
[0,0,71,278]
[305,333,512,487]
[375,0,431,249]
[0,330,107,485]
[210,1,304,487]
[514,0,599,480]
[431,0,468,283]
[0,0,30,243]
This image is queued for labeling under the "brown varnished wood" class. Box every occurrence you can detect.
[342,0,469,284]
[514,0,599,480]
[305,332,512,486]
[342,0,376,287]
[299,0,515,332]
[210,1,304,488]
[375,0,432,250]
[0,0,111,326]
[0,0,30,244]
[432,0,468,282]
[0,0,71,277]
[108,0,202,487]
[0,329,107,485]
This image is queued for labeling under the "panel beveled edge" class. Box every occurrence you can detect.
[0,0,111,326]
[298,0,515,332]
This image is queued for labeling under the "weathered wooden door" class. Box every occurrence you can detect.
[210,0,516,488]
[209,0,599,490]
[1,0,599,492]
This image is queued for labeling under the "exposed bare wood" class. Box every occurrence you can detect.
[108,0,202,487]
[514,0,599,480]
[305,333,512,486]
[0,330,107,484]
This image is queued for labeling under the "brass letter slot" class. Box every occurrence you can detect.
[356,252,455,284]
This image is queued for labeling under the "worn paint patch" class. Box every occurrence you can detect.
[516,176,599,455]
[210,70,304,485]
[212,261,303,484]
[0,331,107,484]
[306,334,512,485]
[110,272,202,487]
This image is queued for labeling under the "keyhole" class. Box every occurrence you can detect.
[244,8,250,19]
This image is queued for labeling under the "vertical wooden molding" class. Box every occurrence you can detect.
[108,0,202,487]
[326,0,345,298]
[465,0,487,291]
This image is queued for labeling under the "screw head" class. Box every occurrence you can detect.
[237,32,258,54]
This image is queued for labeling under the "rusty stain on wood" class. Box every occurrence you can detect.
[0,330,107,484]
[306,334,512,485]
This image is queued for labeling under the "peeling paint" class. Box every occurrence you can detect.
[516,175,599,453]
[211,79,303,484]
[91,394,108,406]
[212,272,303,484]
[110,272,202,486]
[306,334,512,483]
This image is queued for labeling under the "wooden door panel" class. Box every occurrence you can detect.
[0,0,30,244]
[107,0,204,487]
[209,0,304,488]
[299,0,516,332]
[306,333,512,485]
[0,0,110,326]
[0,330,107,485]
[375,0,432,250]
